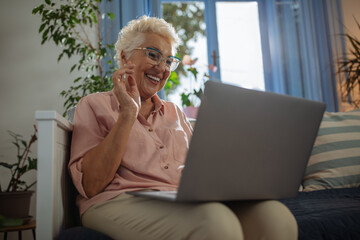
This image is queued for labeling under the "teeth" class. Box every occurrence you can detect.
[146,74,160,82]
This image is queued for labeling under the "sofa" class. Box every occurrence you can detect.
[35,109,360,239]
[281,109,360,239]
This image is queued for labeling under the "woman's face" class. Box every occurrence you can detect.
[123,33,173,100]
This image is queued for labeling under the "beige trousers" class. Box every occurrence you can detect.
[82,193,298,240]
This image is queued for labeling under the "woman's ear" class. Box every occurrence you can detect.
[121,51,127,65]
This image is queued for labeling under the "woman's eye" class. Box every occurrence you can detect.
[165,59,173,66]
[148,51,160,60]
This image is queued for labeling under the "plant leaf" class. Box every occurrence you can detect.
[21,140,27,148]
[39,23,46,33]
[181,93,191,107]
[28,158,37,170]
[0,162,15,169]
[1,217,23,227]
[18,166,27,175]
[107,13,115,21]
[187,67,198,81]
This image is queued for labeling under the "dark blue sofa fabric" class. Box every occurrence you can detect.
[281,188,360,240]
[58,226,112,240]
[59,188,360,240]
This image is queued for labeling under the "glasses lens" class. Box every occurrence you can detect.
[165,58,173,67]
[146,49,161,64]
[143,48,179,71]
[170,61,179,71]
[168,57,180,71]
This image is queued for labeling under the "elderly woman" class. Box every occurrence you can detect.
[69,16,297,240]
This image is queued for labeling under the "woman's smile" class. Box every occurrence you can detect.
[145,73,161,85]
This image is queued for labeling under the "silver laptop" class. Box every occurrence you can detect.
[129,81,326,202]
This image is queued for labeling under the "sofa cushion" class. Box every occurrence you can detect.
[281,187,360,240]
[302,109,360,191]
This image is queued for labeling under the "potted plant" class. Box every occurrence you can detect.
[164,64,181,98]
[32,1,208,117]
[338,18,360,108]
[180,55,214,119]
[32,0,115,116]
[181,87,203,119]
[0,125,37,226]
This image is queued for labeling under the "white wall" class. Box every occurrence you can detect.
[340,0,360,111]
[342,0,360,46]
[0,1,78,239]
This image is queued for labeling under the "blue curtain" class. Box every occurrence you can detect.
[101,0,161,38]
[262,0,344,112]
[100,0,345,109]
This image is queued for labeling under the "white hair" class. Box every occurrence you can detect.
[115,15,180,68]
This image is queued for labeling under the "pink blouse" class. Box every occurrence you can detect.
[68,90,193,215]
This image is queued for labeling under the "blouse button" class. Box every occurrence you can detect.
[164,166,169,169]
[159,146,165,149]
[148,128,153,132]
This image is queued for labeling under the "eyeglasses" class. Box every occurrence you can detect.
[134,47,181,71]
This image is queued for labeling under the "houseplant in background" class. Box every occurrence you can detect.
[32,0,115,116]
[181,55,201,119]
[33,1,207,117]
[0,125,37,227]
[338,18,360,108]
[162,2,207,102]
[180,55,215,119]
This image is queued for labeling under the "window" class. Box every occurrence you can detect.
[162,1,208,107]
[104,0,344,111]
[215,1,264,90]
[161,0,265,107]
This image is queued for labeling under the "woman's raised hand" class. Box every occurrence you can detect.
[112,62,141,117]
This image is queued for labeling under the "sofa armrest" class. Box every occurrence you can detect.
[35,111,74,239]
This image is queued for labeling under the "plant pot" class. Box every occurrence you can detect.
[183,106,199,119]
[0,191,34,219]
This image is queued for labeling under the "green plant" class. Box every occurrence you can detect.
[32,0,115,115]
[180,55,212,108]
[162,2,206,96]
[181,67,204,107]
[0,126,38,192]
[0,214,23,228]
[338,18,360,108]
[164,71,180,97]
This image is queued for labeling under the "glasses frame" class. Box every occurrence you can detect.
[134,47,181,71]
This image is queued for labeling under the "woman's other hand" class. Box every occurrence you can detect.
[112,62,141,117]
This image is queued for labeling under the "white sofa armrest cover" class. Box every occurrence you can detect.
[35,111,76,239]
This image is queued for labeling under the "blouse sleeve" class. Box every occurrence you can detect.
[68,96,105,199]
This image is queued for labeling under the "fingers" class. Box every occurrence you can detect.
[126,75,141,110]
[111,62,139,105]
[112,63,135,85]
[127,75,138,91]
[110,63,141,115]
